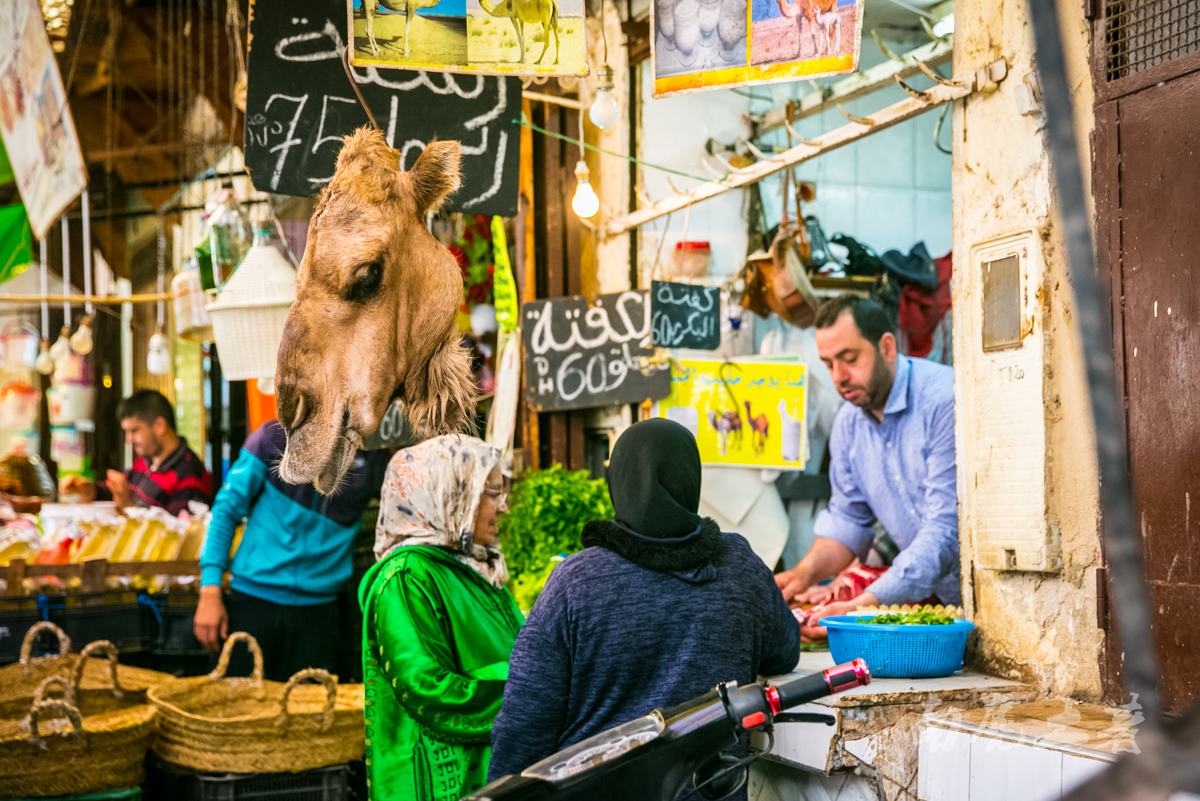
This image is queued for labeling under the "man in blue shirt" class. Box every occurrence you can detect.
[193,420,390,681]
[775,295,960,620]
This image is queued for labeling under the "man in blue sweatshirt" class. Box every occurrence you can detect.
[195,419,390,681]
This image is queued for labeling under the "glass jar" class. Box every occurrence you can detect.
[718,0,747,61]
[207,182,252,285]
[656,0,677,50]
[674,0,701,66]
[171,257,214,342]
[698,0,721,46]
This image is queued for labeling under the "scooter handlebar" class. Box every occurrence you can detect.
[770,659,871,711]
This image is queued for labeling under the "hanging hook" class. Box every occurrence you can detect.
[871,30,902,62]
[915,58,959,87]
[743,140,785,163]
[837,104,876,127]
[783,119,822,147]
[341,47,382,132]
[921,17,951,43]
[894,75,932,102]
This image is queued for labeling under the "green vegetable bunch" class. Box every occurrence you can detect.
[499,465,613,610]
[860,611,955,626]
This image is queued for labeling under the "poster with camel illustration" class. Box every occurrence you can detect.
[651,0,862,97]
[348,0,588,76]
[651,359,807,468]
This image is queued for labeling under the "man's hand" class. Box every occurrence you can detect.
[810,592,879,624]
[774,566,813,607]
[106,470,132,511]
[61,476,96,502]
[193,585,228,653]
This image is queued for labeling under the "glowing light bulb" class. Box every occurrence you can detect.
[932,13,954,37]
[571,161,600,219]
[49,326,71,364]
[36,341,55,375]
[69,316,93,355]
[589,66,619,129]
[147,331,171,375]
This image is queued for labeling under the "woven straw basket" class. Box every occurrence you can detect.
[0,661,157,796]
[0,622,173,718]
[149,632,364,773]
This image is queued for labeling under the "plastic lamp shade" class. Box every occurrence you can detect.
[571,161,600,219]
[147,332,171,375]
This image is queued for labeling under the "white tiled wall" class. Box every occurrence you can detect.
[918,726,1115,801]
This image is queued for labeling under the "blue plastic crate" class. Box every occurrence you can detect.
[822,614,976,678]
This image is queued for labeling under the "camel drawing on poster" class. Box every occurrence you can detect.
[363,0,444,58]
[476,0,561,64]
[744,401,769,456]
[773,0,840,60]
[707,409,743,456]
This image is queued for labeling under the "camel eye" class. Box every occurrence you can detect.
[346,261,383,303]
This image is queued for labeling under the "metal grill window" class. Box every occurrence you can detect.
[1106,0,1200,81]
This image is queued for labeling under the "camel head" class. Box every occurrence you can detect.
[275,127,475,493]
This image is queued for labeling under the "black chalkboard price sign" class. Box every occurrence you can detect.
[243,0,521,216]
[522,291,671,412]
[650,281,721,350]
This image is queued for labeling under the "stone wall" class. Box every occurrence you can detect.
[952,0,1104,700]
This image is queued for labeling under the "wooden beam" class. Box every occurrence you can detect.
[604,79,975,238]
[524,91,583,110]
[755,37,953,135]
[0,292,171,304]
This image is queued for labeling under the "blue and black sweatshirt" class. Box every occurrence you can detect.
[199,421,390,606]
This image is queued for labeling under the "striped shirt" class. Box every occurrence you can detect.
[127,437,213,516]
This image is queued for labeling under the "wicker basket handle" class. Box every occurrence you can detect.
[24,699,84,746]
[32,675,76,707]
[276,668,337,732]
[73,640,125,699]
[20,622,72,674]
[209,631,264,682]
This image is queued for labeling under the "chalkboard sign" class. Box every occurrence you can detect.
[361,399,419,450]
[244,0,521,216]
[650,281,721,350]
[523,291,671,412]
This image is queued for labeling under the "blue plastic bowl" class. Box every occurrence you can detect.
[822,614,976,679]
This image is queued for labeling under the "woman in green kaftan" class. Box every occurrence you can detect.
[360,435,523,801]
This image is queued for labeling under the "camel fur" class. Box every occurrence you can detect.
[275,127,475,493]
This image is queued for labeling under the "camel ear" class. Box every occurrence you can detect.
[409,140,462,215]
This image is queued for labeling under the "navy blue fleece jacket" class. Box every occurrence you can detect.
[488,532,800,787]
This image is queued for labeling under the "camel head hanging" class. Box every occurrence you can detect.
[275,127,475,493]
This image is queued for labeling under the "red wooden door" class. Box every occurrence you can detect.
[1093,0,1200,710]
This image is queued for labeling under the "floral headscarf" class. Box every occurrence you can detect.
[375,435,508,589]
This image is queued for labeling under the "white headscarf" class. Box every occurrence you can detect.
[374,435,508,589]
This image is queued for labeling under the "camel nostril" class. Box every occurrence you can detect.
[276,383,311,434]
[293,394,308,431]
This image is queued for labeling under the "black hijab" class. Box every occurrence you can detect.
[581,419,723,574]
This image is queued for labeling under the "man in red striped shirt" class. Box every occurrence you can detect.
[67,390,213,516]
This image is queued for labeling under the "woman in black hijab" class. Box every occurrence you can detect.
[489,420,800,800]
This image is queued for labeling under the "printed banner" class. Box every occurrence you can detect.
[652,0,862,97]
[0,0,87,239]
[348,0,588,76]
[652,358,807,468]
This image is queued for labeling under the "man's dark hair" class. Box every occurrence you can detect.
[813,294,896,348]
[117,389,176,431]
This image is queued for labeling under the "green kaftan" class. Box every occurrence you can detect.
[360,545,524,801]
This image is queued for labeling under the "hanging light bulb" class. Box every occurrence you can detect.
[69,315,93,355]
[147,329,171,376]
[35,341,55,375]
[571,161,600,219]
[589,65,620,130]
[49,326,72,364]
[257,376,275,395]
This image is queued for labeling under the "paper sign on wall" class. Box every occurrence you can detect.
[652,359,807,468]
[0,0,87,239]
[347,0,588,76]
[651,0,863,97]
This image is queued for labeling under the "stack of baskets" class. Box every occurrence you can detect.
[0,622,166,798]
[149,632,365,774]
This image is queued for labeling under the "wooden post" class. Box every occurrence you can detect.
[519,97,540,474]
[80,559,107,601]
[6,559,26,597]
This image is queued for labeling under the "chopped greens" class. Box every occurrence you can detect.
[859,611,955,626]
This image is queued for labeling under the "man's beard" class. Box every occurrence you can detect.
[846,348,893,413]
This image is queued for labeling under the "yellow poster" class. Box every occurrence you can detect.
[651,0,863,97]
[651,359,807,468]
